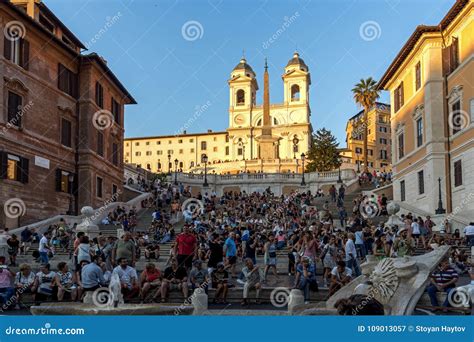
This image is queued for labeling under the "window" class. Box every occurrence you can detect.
[213,137,217,141]
[213,147,218,152]
[190,148,195,153]
[179,161,183,168]
[145,151,151,156]
[167,150,173,155]
[112,184,118,201]
[225,146,229,155]
[189,139,194,143]
[135,152,141,156]
[237,148,243,156]
[7,91,23,128]
[39,14,55,33]
[157,151,163,155]
[379,127,388,133]
[379,138,387,144]
[1,153,29,183]
[95,82,104,108]
[157,141,161,145]
[236,89,245,105]
[112,143,118,166]
[400,180,406,201]
[96,177,103,198]
[451,100,462,135]
[179,149,183,154]
[416,117,423,147]
[394,82,404,112]
[111,98,120,125]
[3,37,29,69]
[398,133,404,159]
[380,150,387,159]
[454,160,462,187]
[178,139,183,143]
[225,135,229,143]
[58,64,77,97]
[55,169,73,193]
[355,147,362,154]
[368,149,373,156]
[61,118,72,147]
[201,141,207,150]
[97,132,104,156]
[146,163,151,170]
[190,161,194,168]
[146,142,150,145]
[418,170,424,195]
[415,62,421,90]
[168,140,172,144]
[135,142,140,146]
[291,84,300,101]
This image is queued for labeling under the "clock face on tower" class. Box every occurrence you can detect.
[234,115,245,126]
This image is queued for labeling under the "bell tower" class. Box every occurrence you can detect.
[282,52,311,112]
[228,57,258,128]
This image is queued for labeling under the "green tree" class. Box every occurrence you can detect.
[352,77,380,172]
[306,128,342,172]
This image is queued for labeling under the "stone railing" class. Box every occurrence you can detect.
[9,192,153,236]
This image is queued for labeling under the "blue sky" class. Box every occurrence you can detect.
[46,0,455,145]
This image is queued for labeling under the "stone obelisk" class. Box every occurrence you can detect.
[257,59,279,160]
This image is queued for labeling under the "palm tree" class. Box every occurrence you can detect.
[352,77,380,173]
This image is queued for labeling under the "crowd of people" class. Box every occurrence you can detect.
[0,178,472,313]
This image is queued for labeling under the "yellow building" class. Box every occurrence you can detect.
[342,103,392,171]
[124,53,313,174]
[378,0,473,218]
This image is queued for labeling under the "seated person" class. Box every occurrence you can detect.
[160,257,188,302]
[139,263,161,302]
[241,258,262,306]
[328,261,352,296]
[294,257,317,304]
[211,262,229,304]
[55,262,79,301]
[34,263,56,302]
[0,257,15,307]
[145,244,160,261]
[81,257,106,293]
[112,258,139,300]
[189,260,208,294]
[427,259,458,309]
[14,264,36,309]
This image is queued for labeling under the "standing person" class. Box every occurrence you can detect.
[463,222,474,247]
[245,232,258,265]
[354,229,365,259]
[76,235,92,266]
[329,185,337,203]
[338,206,347,229]
[20,227,33,256]
[38,232,51,265]
[338,185,345,202]
[427,259,458,309]
[224,232,237,277]
[175,225,197,270]
[6,234,19,266]
[411,218,421,248]
[112,232,136,267]
[345,233,361,277]
[322,236,337,287]
[263,234,277,282]
[294,257,317,304]
[241,258,262,306]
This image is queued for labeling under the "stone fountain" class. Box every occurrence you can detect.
[30,273,193,316]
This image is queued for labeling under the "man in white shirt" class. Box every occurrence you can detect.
[345,233,361,277]
[113,258,139,299]
[463,222,474,247]
[38,232,51,264]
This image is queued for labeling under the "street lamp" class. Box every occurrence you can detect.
[67,173,74,215]
[167,154,171,175]
[300,153,306,186]
[356,151,360,173]
[435,177,446,214]
[174,158,179,185]
[292,135,299,159]
[337,156,342,183]
[202,154,209,187]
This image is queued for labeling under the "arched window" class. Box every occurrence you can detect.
[291,84,300,101]
[236,89,245,105]
[256,118,262,126]
[179,161,183,168]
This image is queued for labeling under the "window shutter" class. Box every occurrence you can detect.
[20,39,29,70]
[19,157,29,183]
[0,152,7,179]
[400,82,404,106]
[58,63,65,90]
[72,173,78,196]
[70,71,78,98]
[442,46,451,76]
[55,168,62,191]
[4,37,11,61]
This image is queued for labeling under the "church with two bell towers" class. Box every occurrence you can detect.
[124,52,313,174]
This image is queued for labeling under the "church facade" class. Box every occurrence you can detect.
[124,52,313,174]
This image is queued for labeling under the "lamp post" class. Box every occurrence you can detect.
[356,151,360,173]
[435,177,446,214]
[202,154,209,187]
[167,154,171,175]
[300,153,306,186]
[174,158,178,185]
[67,173,74,215]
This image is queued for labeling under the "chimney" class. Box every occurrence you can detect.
[207,129,212,133]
